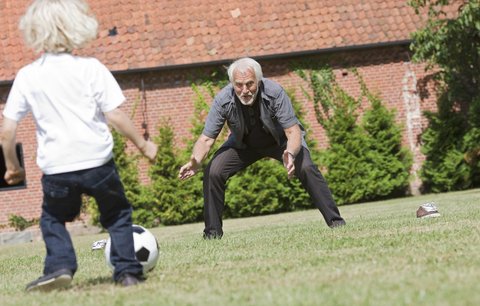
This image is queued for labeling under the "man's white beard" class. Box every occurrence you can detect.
[237,91,258,106]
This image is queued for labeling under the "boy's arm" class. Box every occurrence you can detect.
[1,118,25,185]
[104,108,157,162]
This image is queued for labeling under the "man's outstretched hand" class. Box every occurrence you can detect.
[282,150,295,179]
[178,156,201,180]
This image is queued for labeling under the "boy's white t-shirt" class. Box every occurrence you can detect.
[3,53,125,175]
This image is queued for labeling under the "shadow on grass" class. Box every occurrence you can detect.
[75,275,112,289]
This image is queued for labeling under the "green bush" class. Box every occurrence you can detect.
[298,67,412,204]
[410,0,480,192]
[143,77,230,226]
[357,74,413,199]
[419,95,480,192]
[147,120,203,225]
[8,214,38,231]
[225,158,310,217]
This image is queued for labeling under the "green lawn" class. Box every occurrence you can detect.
[1,189,479,306]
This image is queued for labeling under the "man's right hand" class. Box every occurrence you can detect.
[178,157,200,180]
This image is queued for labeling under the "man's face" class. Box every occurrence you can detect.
[233,68,258,106]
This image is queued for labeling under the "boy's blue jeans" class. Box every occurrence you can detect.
[40,159,143,281]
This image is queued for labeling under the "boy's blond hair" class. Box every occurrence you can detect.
[20,0,98,53]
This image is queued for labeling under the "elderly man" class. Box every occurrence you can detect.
[179,57,345,239]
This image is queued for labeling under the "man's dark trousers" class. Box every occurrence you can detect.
[202,145,345,237]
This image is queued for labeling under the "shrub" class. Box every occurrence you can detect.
[297,67,412,204]
[410,0,480,192]
[147,120,203,225]
[8,214,38,231]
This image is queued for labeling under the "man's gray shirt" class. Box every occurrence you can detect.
[202,78,307,149]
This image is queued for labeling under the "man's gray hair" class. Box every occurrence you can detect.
[20,0,98,54]
[227,57,263,83]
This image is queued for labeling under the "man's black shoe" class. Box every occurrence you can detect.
[203,231,223,240]
[117,273,144,287]
[329,220,346,228]
[26,268,73,292]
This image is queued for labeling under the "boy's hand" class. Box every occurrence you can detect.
[5,167,25,185]
[140,141,158,162]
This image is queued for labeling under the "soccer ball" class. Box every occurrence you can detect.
[104,224,160,273]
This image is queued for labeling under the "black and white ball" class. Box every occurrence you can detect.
[105,224,160,273]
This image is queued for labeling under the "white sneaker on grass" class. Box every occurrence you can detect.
[416,202,441,218]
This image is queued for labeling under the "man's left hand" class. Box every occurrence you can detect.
[282,150,295,179]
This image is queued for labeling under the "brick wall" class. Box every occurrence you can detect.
[0,45,437,229]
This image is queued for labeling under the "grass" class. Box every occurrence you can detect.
[1,189,480,306]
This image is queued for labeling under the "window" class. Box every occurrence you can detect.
[0,143,27,191]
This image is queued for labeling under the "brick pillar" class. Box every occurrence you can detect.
[402,63,424,195]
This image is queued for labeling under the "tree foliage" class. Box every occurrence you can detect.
[410,0,480,192]
[146,71,229,226]
[297,67,412,204]
[146,120,203,225]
